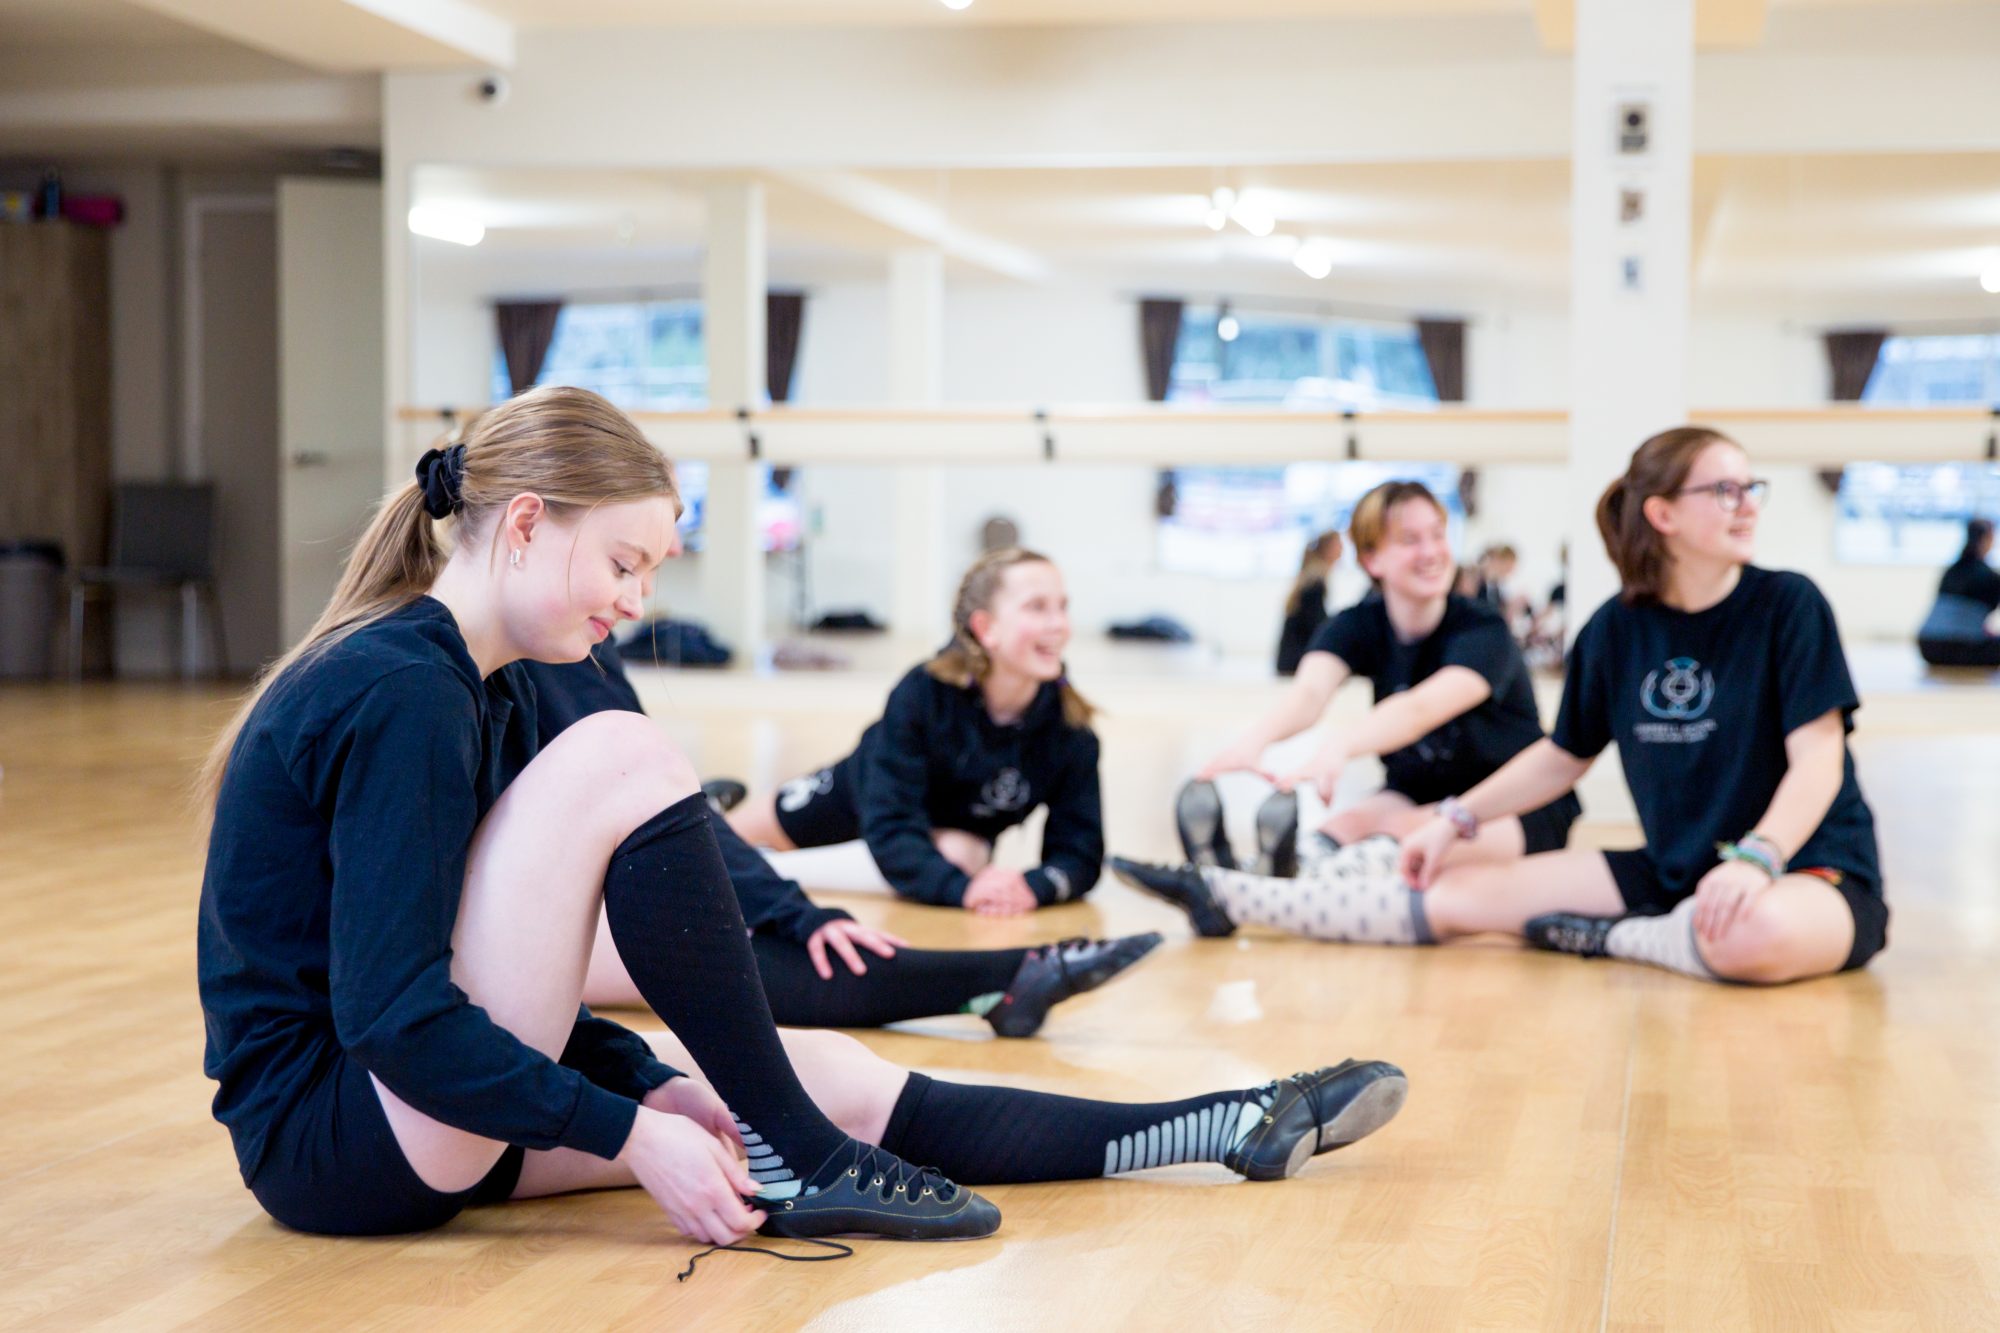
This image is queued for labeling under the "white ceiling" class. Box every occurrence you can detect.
[410,155,2000,311]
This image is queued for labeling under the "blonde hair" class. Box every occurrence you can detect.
[925,547,1094,728]
[1347,480,1448,565]
[1285,529,1343,616]
[197,386,677,810]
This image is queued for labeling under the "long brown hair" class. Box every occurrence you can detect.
[1285,529,1343,616]
[925,547,1094,728]
[1595,425,1736,604]
[197,386,677,810]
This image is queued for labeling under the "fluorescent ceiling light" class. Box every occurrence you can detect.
[408,205,484,246]
[1293,240,1334,280]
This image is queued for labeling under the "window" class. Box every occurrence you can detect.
[1837,335,2000,563]
[1862,334,2000,406]
[1168,307,1439,408]
[491,300,705,408]
[1835,463,2000,565]
[1157,462,1463,577]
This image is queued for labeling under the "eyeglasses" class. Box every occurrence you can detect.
[1671,478,1770,512]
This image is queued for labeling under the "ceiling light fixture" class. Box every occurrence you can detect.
[1217,302,1240,342]
[1292,239,1334,281]
[1203,187,1234,232]
[1983,266,2000,295]
[1228,195,1275,238]
[940,0,974,10]
[407,205,484,246]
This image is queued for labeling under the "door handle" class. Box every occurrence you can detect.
[291,451,330,467]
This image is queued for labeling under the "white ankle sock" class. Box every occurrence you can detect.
[1604,897,1717,980]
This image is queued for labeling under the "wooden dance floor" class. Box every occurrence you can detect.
[2,662,1997,1329]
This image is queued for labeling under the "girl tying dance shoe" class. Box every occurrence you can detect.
[722,548,1102,917]
[1168,479,1579,882]
[523,638,1160,1038]
[1120,427,1888,985]
[197,388,1407,1257]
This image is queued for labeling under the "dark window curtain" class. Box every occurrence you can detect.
[1416,318,1466,402]
[1825,329,1888,401]
[1139,298,1184,402]
[496,301,564,396]
[767,291,806,404]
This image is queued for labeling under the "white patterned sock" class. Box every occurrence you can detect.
[1604,897,1717,981]
[1203,838,1431,945]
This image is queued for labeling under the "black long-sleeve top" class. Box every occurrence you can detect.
[519,639,853,946]
[198,598,676,1185]
[851,666,1103,908]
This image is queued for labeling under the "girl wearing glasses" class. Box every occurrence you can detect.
[1121,426,1887,985]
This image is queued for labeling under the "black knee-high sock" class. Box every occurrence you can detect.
[878,1073,1273,1184]
[751,935,1028,1029]
[601,793,845,1183]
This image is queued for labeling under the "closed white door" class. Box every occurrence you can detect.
[278,178,384,646]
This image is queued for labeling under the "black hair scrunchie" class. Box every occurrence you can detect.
[414,443,468,520]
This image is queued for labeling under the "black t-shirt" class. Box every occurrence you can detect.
[1305,593,1546,804]
[1552,567,1881,896]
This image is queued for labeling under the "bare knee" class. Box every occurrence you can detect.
[1322,809,1388,845]
[1698,907,1809,985]
[932,829,992,875]
[542,711,699,833]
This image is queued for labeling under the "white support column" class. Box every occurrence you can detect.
[888,248,950,648]
[700,180,768,664]
[1567,0,1694,629]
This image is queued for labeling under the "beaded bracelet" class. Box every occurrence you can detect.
[1716,838,1781,880]
[1439,796,1479,841]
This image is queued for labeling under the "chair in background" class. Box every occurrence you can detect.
[68,482,229,680]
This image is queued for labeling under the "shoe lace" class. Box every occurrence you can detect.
[677,1236,852,1283]
[835,1142,961,1206]
[1039,936,1092,989]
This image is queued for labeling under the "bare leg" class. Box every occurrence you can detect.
[932,829,993,876]
[726,791,798,850]
[1420,848,1625,939]
[372,712,698,1192]
[1318,790,1418,846]
[1696,875,1855,983]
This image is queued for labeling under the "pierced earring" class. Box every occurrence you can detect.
[509,548,522,569]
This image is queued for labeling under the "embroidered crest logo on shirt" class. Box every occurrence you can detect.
[1641,657,1715,721]
[778,767,835,812]
[1635,657,1718,743]
[971,767,1031,819]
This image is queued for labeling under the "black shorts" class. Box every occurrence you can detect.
[771,758,864,848]
[245,1023,672,1237]
[247,1052,524,1237]
[1516,793,1582,856]
[1602,848,1889,972]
